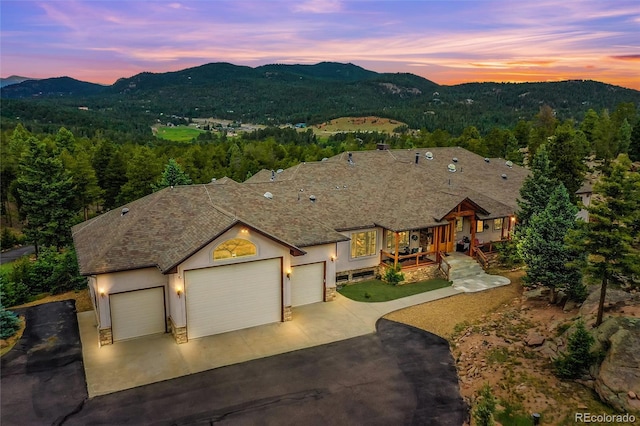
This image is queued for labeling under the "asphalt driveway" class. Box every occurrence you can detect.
[2,301,467,425]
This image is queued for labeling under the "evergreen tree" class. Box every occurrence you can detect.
[102,150,128,210]
[153,158,192,190]
[117,146,162,204]
[554,320,595,379]
[518,184,583,302]
[547,122,587,201]
[516,144,557,230]
[16,137,76,253]
[630,118,640,162]
[575,154,640,326]
[64,150,102,220]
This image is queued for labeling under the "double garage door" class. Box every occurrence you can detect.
[185,258,282,339]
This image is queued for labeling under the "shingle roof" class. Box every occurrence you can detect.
[72,180,347,275]
[245,147,528,231]
[73,147,528,276]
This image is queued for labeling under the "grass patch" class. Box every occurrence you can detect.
[338,278,450,302]
[155,126,204,142]
[0,262,13,275]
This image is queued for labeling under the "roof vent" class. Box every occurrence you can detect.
[452,157,458,163]
[415,152,420,164]
[448,164,457,172]
[121,207,129,216]
[425,152,434,160]
[505,160,513,168]
[276,169,284,173]
[484,158,490,163]
[309,195,316,203]
[321,157,328,162]
[211,178,216,182]
[501,174,508,179]
[270,170,276,181]
[347,152,354,165]
[263,192,273,199]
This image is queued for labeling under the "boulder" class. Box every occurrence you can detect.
[592,317,640,413]
[525,333,545,347]
[580,287,637,317]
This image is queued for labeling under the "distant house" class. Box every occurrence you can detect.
[73,147,528,346]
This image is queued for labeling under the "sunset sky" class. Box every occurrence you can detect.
[2,0,639,89]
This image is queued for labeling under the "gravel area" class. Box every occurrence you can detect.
[384,271,523,338]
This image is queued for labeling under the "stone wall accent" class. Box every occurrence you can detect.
[283,305,292,321]
[169,316,188,344]
[325,286,336,301]
[336,267,378,283]
[98,327,113,346]
[399,264,444,284]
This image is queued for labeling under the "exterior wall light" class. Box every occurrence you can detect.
[99,289,106,298]
[176,287,183,298]
[286,269,292,279]
[330,255,336,262]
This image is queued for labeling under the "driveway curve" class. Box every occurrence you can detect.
[2,302,467,425]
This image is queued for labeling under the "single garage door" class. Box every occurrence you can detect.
[110,287,166,342]
[291,262,324,307]
[185,258,281,339]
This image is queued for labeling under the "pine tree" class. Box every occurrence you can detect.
[547,122,587,201]
[554,320,595,378]
[577,154,640,326]
[16,137,76,253]
[516,144,557,230]
[153,158,192,191]
[518,184,583,302]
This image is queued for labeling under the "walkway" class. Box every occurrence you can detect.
[447,252,511,292]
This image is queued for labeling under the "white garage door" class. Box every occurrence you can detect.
[291,262,324,307]
[110,287,166,342]
[185,258,281,339]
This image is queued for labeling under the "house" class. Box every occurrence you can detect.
[72,147,529,346]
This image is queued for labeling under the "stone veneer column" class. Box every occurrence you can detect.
[169,316,188,344]
[325,286,336,301]
[283,305,293,321]
[98,327,113,346]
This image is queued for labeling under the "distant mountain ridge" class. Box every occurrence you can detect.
[2,62,639,135]
[0,75,38,88]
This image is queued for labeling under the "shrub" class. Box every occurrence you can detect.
[383,264,405,286]
[554,320,595,379]
[0,227,26,250]
[495,239,523,268]
[0,304,21,340]
[0,273,30,308]
[473,384,497,426]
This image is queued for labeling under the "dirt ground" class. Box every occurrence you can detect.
[12,288,93,312]
[386,270,624,425]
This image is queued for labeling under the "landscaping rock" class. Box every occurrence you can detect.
[525,333,545,347]
[580,287,636,317]
[592,317,640,413]
[629,391,637,400]
[563,300,579,312]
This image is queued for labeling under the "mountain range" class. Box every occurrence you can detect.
[2,62,639,136]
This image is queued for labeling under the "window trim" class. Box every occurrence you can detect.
[494,218,504,231]
[213,238,257,261]
[476,219,485,233]
[351,230,377,258]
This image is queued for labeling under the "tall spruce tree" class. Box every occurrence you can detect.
[518,184,584,302]
[516,144,558,230]
[547,122,587,201]
[576,154,640,326]
[153,158,192,191]
[16,137,76,253]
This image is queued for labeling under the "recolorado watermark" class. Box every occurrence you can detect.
[575,412,636,423]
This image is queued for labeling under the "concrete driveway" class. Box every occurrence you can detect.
[79,287,462,397]
[3,297,468,425]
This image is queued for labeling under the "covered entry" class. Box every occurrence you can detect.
[110,287,166,342]
[185,258,282,339]
[291,262,325,307]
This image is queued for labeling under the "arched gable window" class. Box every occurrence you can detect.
[213,238,257,260]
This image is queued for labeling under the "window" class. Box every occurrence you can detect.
[351,231,377,258]
[385,230,408,250]
[455,217,463,232]
[494,218,504,231]
[476,220,485,233]
[213,238,257,260]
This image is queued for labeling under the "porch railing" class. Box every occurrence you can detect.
[437,251,451,281]
[473,246,489,270]
[380,249,436,269]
